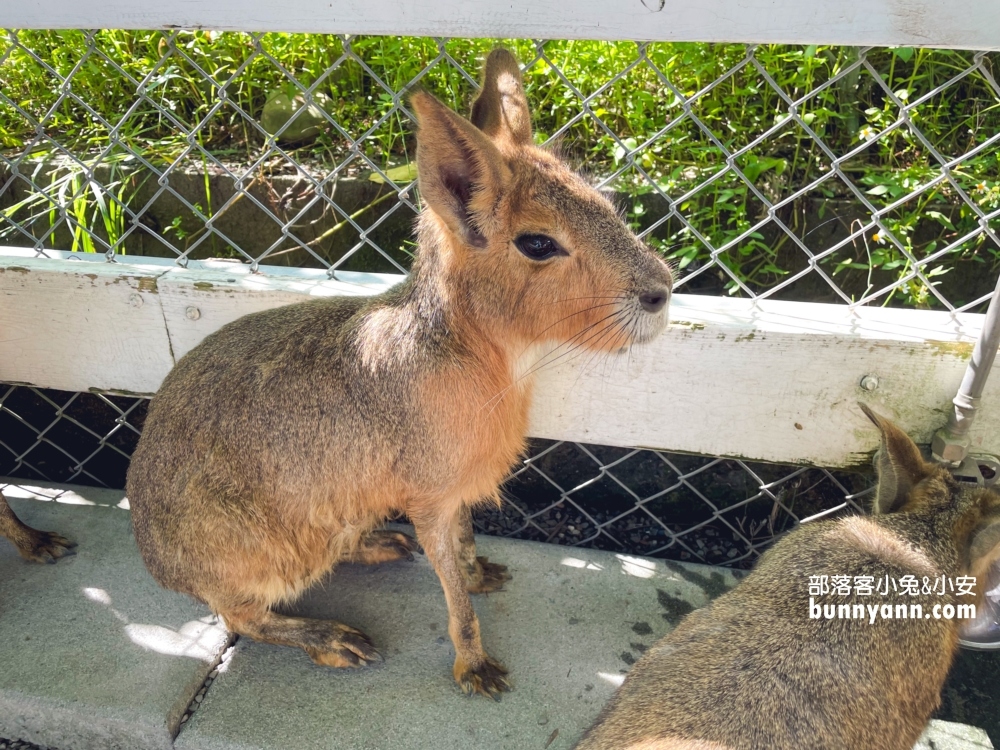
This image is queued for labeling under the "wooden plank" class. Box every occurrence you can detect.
[0,254,174,395]
[3,0,999,49]
[0,250,398,387]
[155,264,399,361]
[528,295,984,467]
[0,249,994,467]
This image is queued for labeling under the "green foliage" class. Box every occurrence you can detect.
[1,31,998,306]
[1,154,138,254]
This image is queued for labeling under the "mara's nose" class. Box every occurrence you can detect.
[639,288,670,313]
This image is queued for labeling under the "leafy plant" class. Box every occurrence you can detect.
[1,155,138,254]
[2,31,998,306]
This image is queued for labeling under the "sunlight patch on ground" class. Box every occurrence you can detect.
[82,585,222,660]
[616,555,657,578]
[597,671,626,687]
[561,556,605,571]
[1,482,128,508]
[125,620,222,661]
[83,586,113,605]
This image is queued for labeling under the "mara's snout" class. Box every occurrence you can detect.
[618,255,673,346]
[632,273,672,344]
[639,287,669,314]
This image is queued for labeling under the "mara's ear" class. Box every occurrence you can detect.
[411,89,510,248]
[470,48,533,147]
[859,402,931,515]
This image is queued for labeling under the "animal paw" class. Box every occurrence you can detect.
[467,556,511,594]
[454,654,511,700]
[306,624,382,669]
[355,529,422,565]
[18,529,76,564]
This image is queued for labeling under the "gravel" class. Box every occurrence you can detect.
[178,645,234,727]
[0,740,52,750]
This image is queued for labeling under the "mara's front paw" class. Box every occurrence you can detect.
[454,654,511,700]
[466,556,511,594]
[354,529,422,565]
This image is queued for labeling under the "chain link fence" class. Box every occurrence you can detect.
[0,383,872,568]
[4,31,1000,566]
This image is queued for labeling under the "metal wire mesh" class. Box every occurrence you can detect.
[2,33,999,309]
[0,384,144,488]
[10,31,1000,566]
[0,383,873,568]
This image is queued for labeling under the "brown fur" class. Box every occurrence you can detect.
[574,404,1000,749]
[0,491,74,563]
[126,49,672,698]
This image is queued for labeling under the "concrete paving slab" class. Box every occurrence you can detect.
[175,530,745,750]
[0,481,231,750]
[917,720,994,749]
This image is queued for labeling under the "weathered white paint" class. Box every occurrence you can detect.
[3,0,999,50]
[0,249,992,467]
[154,263,398,361]
[531,296,983,467]
[0,253,174,395]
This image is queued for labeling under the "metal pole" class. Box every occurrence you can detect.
[943,273,1000,649]
[932,271,1000,466]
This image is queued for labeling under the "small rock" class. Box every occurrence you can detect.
[261,89,333,144]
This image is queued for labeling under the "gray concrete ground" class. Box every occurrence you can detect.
[0,480,994,750]
[175,527,742,750]
[0,482,230,750]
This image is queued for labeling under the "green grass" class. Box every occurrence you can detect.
[1,31,999,306]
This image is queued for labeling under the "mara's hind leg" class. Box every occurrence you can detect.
[349,528,421,565]
[0,491,75,563]
[220,603,382,668]
[454,506,510,594]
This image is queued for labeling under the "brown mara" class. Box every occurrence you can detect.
[124,48,674,699]
[573,404,1000,750]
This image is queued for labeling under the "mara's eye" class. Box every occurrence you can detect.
[514,234,566,261]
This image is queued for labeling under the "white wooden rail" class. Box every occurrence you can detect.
[3,0,999,49]
[2,248,995,468]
